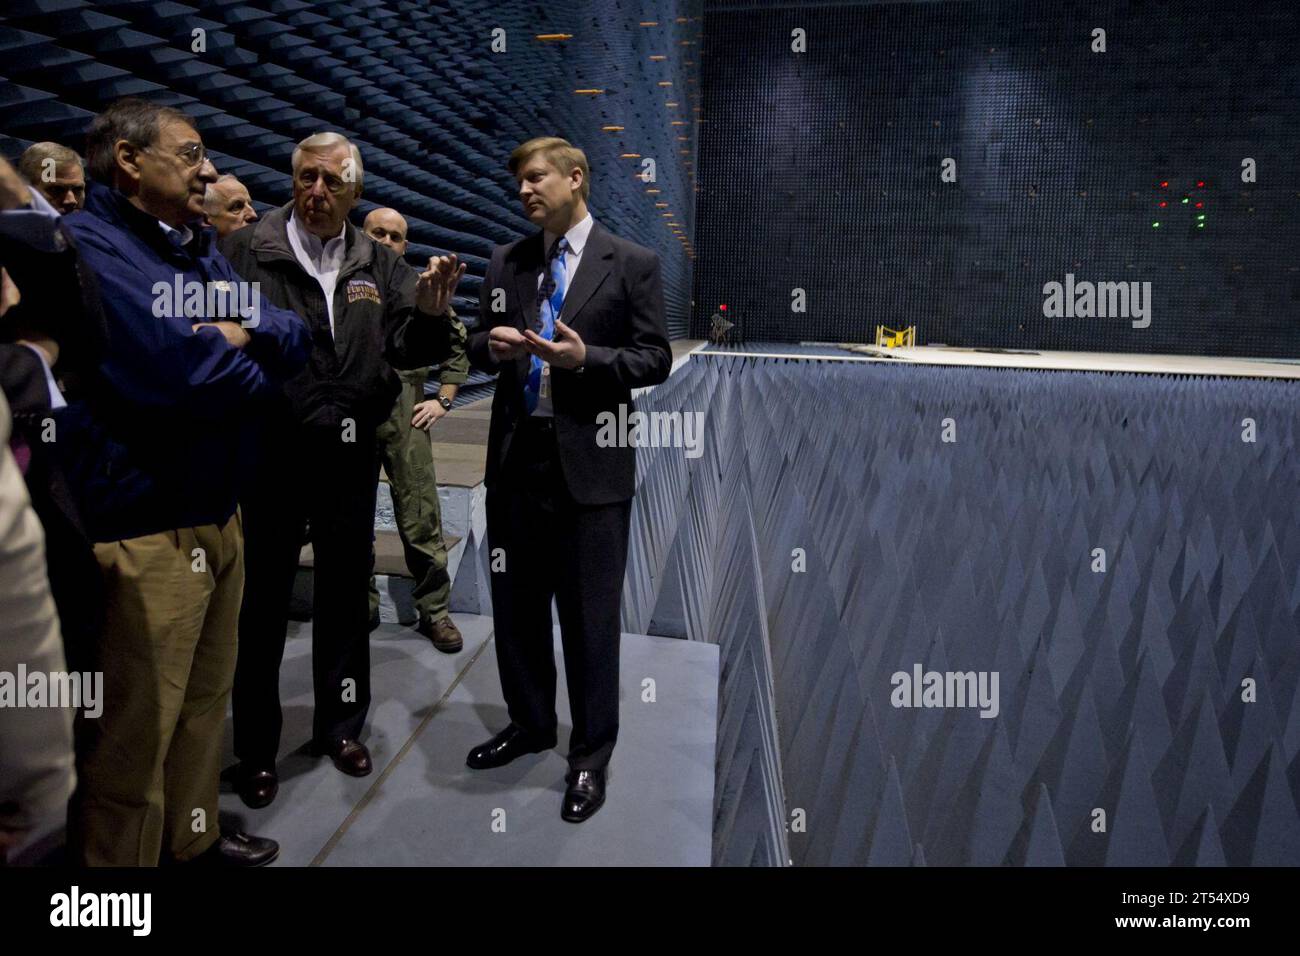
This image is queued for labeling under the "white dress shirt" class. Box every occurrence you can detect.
[533,212,594,417]
[286,211,346,335]
[19,345,66,410]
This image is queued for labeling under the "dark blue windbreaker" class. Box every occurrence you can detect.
[55,181,311,541]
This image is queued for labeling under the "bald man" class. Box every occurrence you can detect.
[362,207,469,652]
[203,174,258,238]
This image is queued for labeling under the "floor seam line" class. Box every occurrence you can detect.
[308,628,495,867]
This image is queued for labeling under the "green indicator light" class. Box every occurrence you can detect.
[1197,222,1205,228]
[1197,214,1206,220]
[1152,221,1161,228]
[1182,197,1189,204]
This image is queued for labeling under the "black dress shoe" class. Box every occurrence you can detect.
[235,764,278,809]
[190,831,279,867]
[561,768,607,823]
[311,738,373,776]
[466,725,556,770]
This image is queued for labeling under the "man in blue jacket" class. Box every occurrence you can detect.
[57,98,311,866]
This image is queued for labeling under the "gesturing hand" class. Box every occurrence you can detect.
[522,320,586,370]
[487,325,528,362]
[417,254,467,316]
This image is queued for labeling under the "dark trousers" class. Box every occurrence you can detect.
[233,421,378,767]
[486,417,631,771]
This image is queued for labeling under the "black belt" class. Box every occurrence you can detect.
[521,416,556,431]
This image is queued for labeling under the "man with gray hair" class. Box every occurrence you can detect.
[222,131,466,808]
[17,142,85,215]
[203,173,258,238]
[58,96,310,866]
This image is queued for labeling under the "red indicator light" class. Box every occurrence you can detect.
[1195,201,1203,209]
[719,304,727,311]
[1159,201,1167,207]
[1160,181,1169,188]
[1197,180,1205,188]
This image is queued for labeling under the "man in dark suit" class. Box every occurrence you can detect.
[465,137,671,822]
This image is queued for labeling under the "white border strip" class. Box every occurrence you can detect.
[691,346,1300,380]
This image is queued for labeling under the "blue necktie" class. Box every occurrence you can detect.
[525,236,568,413]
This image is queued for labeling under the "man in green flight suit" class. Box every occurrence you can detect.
[364,206,468,653]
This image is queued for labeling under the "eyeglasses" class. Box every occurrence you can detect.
[142,142,208,168]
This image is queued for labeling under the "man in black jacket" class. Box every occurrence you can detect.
[221,132,465,808]
[465,137,671,822]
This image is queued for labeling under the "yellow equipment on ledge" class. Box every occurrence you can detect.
[875,325,916,348]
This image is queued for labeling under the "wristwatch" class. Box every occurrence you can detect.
[437,395,454,411]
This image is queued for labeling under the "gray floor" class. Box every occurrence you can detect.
[218,615,718,866]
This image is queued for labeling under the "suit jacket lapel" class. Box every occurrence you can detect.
[560,222,612,329]
[513,232,544,334]
[507,233,544,390]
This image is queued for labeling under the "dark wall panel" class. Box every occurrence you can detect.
[693,0,1300,356]
[0,0,701,336]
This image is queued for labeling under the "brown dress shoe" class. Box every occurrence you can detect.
[418,616,463,653]
[235,764,278,808]
[311,738,373,776]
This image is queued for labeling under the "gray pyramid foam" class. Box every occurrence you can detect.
[622,355,1299,866]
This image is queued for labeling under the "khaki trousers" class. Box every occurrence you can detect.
[71,513,243,866]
